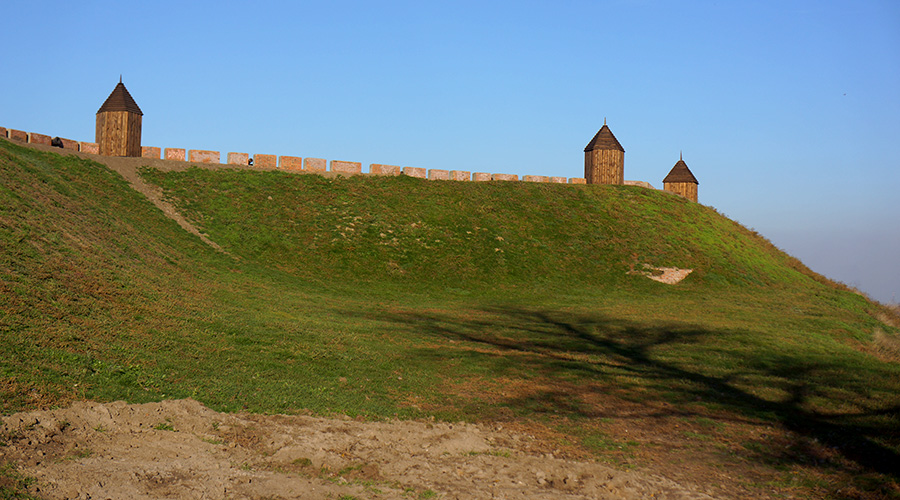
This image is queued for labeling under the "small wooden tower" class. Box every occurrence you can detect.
[96,78,143,157]
[584,120,625,185]
[662,153,699,202]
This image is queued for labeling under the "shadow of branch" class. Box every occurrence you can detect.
[376,304,900,478]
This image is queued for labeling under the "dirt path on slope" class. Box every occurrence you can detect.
[0,399,719,500]
[17,141,369,256]
[17,142,275,253]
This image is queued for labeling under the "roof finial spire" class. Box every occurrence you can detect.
[604,117,607,126]
[119,74,122,84]
[680,150,683,161]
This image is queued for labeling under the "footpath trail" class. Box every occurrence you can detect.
[1,399,718,500]
[21,141,357,255]
[20,142,263,253]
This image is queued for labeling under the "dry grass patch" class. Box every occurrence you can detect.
[872,329,900,362]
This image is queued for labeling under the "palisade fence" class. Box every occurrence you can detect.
[0,125,674,189]
[0,125,597,184]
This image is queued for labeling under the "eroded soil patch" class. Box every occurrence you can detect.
[0,399,718,499]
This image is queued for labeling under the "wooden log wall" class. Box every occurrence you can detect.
[96,111,142,157]
[663,182,698,202]
[584,149,624,185]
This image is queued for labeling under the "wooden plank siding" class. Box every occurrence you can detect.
[584,149,624,185]
[96,111,142,157]
[663,182,698,202]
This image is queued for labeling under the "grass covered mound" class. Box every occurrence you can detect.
[139,165,826,291]
[2,138,898,498]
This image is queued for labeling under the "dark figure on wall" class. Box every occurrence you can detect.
[51,137,64,148]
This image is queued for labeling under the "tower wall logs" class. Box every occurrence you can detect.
[663,182,698,202]
[96,111,142,157]
[585,149,624,185]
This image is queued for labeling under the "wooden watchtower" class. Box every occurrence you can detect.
[96,78,143,157]
[662,153,699,202]
[584,120,625,185]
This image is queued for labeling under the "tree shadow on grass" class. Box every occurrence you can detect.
[375,305,900,479]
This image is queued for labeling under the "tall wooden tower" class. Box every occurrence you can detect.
[96,78,143,157]
[584,120,624,185]
[662,153,699,202]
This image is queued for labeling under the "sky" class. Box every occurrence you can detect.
[2,0,898,303]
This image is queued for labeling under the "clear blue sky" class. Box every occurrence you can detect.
[3,0,898,303]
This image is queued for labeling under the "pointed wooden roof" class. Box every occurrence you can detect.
[663,155,699,184]
[584,123,624,152]
[97,79,143,115]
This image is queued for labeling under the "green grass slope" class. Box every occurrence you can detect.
[140,164,830,291]
[0,140,226,408]
[2,138,899,498]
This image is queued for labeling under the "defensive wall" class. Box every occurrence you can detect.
[0,125,662,188]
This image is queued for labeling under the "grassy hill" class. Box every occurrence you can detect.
[2,137,898,499]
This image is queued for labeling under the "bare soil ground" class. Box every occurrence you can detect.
[1,399,719,500]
